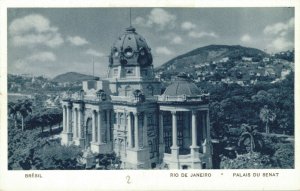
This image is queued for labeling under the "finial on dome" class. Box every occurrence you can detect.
[130,8,132,27]
[126,8,136,32]
[126,26,136,32]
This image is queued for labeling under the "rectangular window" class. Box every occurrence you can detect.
[141,69,148,76]
[113,112,117,124]
[113,69,118,76]
[147,114,153,126]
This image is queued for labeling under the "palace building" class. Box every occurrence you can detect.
[60,26,212,169]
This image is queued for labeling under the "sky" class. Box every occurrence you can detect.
[7,8,294,78]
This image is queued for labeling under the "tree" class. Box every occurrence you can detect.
[18,99,33,131]
[273,143,294,168]
[259,105,276,134]
[8,102,19,129]
[38,142,82,170]
[8,99,33,131]
[8,123,49,170]
[238,124,263,153]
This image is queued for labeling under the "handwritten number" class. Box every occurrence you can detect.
[126,175,131,184]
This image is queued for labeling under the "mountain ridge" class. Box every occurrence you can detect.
[52,72,99,83]
[156,44,268,72]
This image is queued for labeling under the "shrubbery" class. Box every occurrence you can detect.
[219,135,294,169]
[220,152,274,169]
[8,122,83,170]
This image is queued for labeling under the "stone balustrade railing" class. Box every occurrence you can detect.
[157,93,209,102]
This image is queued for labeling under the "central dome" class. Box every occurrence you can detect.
[109,26,153,67]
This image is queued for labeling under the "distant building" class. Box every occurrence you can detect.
[242,57,252,62]
[61,26,212,170]
[262,57,270,62]
[219,57,229,63]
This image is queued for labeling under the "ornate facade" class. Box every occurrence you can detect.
[61,26,212,169]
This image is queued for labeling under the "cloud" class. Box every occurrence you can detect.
[241,34,251,43]
[171,36,183,44]
[86,49,105,57]
[181,21,196,31]
[12,33,63,48]
[9,14,63,48]
[263,17,294,36]
[267,37,293,52]
[67,36,89,46]
[133,17,147,26]
[188,31,218,38]
[263,17,294,52]
[9,14,57,35]
[27,51,56,62]
[155,46,173,55]
[162,33,183,45]
[133,8,176,30]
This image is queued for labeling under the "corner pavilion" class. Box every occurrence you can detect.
[61,26,212,169]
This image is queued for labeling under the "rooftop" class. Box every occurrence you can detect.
[163,73,202,96]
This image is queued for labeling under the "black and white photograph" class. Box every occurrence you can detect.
[1,1,299,190]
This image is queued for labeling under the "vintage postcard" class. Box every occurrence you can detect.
[0,0,299,190]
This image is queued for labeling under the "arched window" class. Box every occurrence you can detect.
[147,85,154,96]
[120,113,124,125]
[125,85,131,96]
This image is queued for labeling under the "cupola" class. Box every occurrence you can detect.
[109,26,153,67]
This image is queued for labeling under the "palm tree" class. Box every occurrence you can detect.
[259,105,276,134]
[8,102,19,129]
[18,100,33,131]
[238,124,263,153]
[31,113,45,133]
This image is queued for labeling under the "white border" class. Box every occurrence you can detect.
[0,0,299,190]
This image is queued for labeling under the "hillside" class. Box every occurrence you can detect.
[52,72,99,83]
[156,45,268,73]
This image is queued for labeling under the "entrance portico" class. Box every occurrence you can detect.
[157,73,212,169]
[159,105,211,169]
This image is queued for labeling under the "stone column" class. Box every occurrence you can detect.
[76,109,80,138]
[73,108,77,138]
[134,112,139,150]
[143,112,148,148]
[67,104,72,133]
[171,111,178,148]
[202,112,206,141]
[203,110,211,154]
[190,110,199,158]
[159,112,165,162]
[159,112,164,144]
[106,110,111,142]
[92,111,96,143]
[65,102,73,143]
[62,106,66,132]
[205,109,212,168]
[206,110,211,141]
[171,111,179,158]
[191,110,197,147]
[78,105,85,148]
[79,106,84,138]
[98,111,102,144]
[127,112,133,148]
